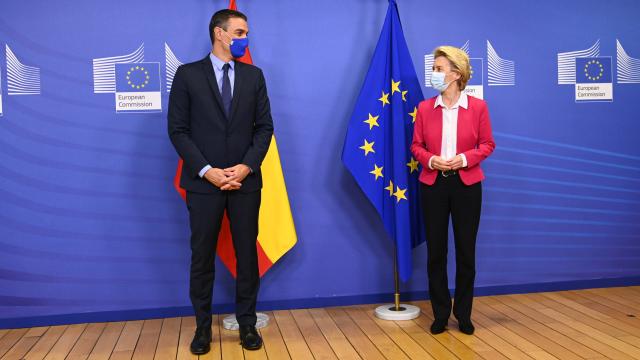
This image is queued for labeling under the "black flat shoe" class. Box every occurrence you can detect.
[239,325,263,350]
[430,319,448,334]
[190,327,212,355]
[458,318,475,335]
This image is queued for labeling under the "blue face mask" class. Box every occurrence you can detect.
[430,71,453,92]
[222,30,249,58]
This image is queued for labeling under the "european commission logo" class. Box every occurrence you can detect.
[575,57,613,102]
[93,44,161,112]
[0,45,42,117]
[114,63,161,112]
[557,39,640,102]
[424,40,515,100]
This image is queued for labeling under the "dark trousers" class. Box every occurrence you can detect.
[420,173,482,322]
[186,190,261,330]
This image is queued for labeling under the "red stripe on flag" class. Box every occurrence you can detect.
[213,212,274,278]
[173,159,186,200]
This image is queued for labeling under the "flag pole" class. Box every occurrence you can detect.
[393,247,401,311]
[374,245,421,320]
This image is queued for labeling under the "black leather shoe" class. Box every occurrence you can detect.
[430,319,448,334]
[190,327,212,355]
[239,325,263,350]
[458,318,475,335]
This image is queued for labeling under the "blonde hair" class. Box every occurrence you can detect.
[433,46,470,90]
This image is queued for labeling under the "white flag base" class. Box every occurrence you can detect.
[374,304,421,321]
[222,313,270,330]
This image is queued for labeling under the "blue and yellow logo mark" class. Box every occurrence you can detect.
[115,62,160,93]
[575,57,612,83]
[583,60,604,81]
[126,65,150,89]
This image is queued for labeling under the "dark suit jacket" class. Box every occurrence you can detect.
[168,55,274,193]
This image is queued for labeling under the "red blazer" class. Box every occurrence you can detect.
[410,95,495,186]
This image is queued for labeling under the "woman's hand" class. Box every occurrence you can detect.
[446,155,465,170]
[431,156,452,171]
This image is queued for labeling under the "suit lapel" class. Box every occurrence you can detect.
[201,56,227,121]
[456,102,469,154]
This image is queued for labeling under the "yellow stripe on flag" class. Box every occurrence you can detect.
[258,136,297,263]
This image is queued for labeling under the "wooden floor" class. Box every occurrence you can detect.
[1,287,640,360]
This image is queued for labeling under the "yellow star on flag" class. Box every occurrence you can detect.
[378,91,390,107]
[409,107,418,123]
[406,157,419,173]
[384,180,394,196]
[370,164,384,180]
[393,186,407,203]
[359,139,375,156]
[391,79,401,95]
[402,90,408,102]
[363,113,380,130]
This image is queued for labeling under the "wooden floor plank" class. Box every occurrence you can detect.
[24,327,49,338]
[87,322,126,360]
[290,309,337,360]
[362,304,450,360]
[43,323,87,360]
[475,297,581,360]
[325,308,386,360]
[563,290,640,349]
[510,294,637,360]
[308,308,362,360]
[152,318,180,360]
[176,317,198,360]
[0,335,40,360]
[472,308,555,359]
[0,329,29,358]
[110,320,144,360]
[537,306,640,359]
[608,287,640,307]
[131,319,162,360]
[1,287,639,360]
[23,325,68,360]
[199,315,222,360]
[343,306,410,360]
[258,311,291,360]
[410,301,506,360]
[484,295,599,359]
[566,290,640,325]
[537,292,640,337]
[66,323,106,360]
[272,310,313,360]
[218,315,244,360]
[586,288,640,312]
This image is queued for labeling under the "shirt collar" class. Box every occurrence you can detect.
[434,93,468,109]
[209,52,235,72]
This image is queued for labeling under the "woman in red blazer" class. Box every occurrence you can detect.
[411,46,495,335]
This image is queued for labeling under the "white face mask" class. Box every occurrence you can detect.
[430,71,454,92]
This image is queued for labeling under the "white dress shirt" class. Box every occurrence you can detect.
[428,93,468,170]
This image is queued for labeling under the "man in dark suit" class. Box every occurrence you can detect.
[168,9,273,354]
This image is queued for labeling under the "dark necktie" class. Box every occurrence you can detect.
[221,63,232,118]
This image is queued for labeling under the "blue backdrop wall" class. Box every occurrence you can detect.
[1,0,639,327]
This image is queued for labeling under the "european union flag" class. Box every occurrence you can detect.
[115,62,161,92]
[341,0,424,282]
[576,57,612,83]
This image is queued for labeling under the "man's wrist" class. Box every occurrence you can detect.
[199,164,212,178]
